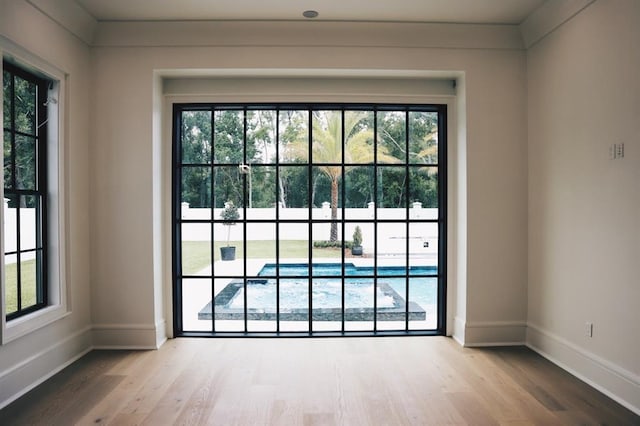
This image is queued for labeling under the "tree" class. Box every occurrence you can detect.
[287,111,400,241]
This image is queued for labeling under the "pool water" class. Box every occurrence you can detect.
[227,263,438,311]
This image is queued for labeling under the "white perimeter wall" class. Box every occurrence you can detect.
[0,0,93,408]
[526,0,640,412]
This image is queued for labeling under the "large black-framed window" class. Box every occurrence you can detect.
[3,61,49,320]
[173,103,446,337]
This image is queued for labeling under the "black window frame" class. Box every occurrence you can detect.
[172,103,447,337]
[3,60,49,320]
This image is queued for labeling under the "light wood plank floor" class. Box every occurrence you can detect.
[0,337,637,425]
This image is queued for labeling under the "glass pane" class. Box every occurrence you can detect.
[15,135,36,190]
[181,223,211,276]
[312,110,342,165]
[246,166,276,219]
[246,222,275,260]
[279,165,308,214]
[213,166,242,208]
[20,257,37,309]
[345,165,374,219]
[408,111,438,164]
[344,110,374,164]
[377,275,407,331]
[181,166,211,209]
[246,275,277,332]
[19,195,38,251]
[214,109,244,164]
[279,223,308,262]
[247,110,276,164]
[3,70,11,131]
[312,277,342,332]
[377,110,406,164]
[377,166,407,217]
[3,194,18,253]
[409,223,438,268]
[409,166,438,212]
[313,165,341,220]
[347,222,372,258]
[3,132,12,189]
[14,75,36,135]
[279,277,309,332]
[377,222,407,267]
[181,110,211,164]
[278,110,308,164]
[214,277,245,332]
[408,277,437,330]
[182,278,213,332]
[4,255,18,315]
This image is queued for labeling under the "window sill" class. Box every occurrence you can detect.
[2,304,70,344]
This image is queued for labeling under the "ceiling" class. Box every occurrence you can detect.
[74,0,548,25]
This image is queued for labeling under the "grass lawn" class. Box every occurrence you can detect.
[4,259,37,315]
[182,240,344,275]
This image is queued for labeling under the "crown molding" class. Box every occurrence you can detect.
[519,0,596,49]
[26,0,97,45]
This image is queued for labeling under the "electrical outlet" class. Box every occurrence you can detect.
[585,322,593,338]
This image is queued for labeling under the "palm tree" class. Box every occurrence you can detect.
[287,111,400,241]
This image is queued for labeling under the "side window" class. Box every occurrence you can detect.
[3,61,49,319]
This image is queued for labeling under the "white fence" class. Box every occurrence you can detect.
[181,202,439,255]
[3,199,38,263]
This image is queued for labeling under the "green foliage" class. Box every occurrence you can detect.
[313,240,353,249]
[352,226,363,247]
[220,201,239,223]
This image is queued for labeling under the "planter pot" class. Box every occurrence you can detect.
[351,245,363,256]
[220,246,236,261]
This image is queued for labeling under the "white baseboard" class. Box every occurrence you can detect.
[92,323,162,350]
[0,326,93,410]
[527,323,640,416]
[462,320,527,347]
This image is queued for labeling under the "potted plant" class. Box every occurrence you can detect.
[351,226,363,256]
[220,201,239,261]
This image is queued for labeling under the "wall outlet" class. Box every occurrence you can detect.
[585,322,593,338]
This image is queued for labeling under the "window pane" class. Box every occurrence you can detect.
[409,167,438,211]
[279,165,308,212]
[214,110,244,164]
[312,110,341,165]
[19,195,38,251]
[181,166,211,208]
[377,110,406,164]
[14,75,36,135]
[345,165,374,219]
[278,110,308,164]
[377,166,407,214]
[3,132,12,189]
[213,166,242,208]
[247,110,276,164]
[246,165,276,218]
[4,256,18,315]
[344,110,374,164]
[2,70,11,131]
[408,111,438,164]
[181,223,211,276]
[15,135,36,190]
[181,110,211,164]
[20,257,37,309]
[182,278,213,332]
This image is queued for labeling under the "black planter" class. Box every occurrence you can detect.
[351,245,363,256]
[220,246,236,261]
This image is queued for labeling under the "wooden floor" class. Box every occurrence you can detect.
[0,337,637,425]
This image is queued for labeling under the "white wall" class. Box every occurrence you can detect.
[89,20,528,347]
[0,0,93,408]
[527,0,640,412]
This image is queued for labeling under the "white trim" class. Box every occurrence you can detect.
[0,326,92,409]
[1,39,69,344]
[461,320,527,347]
[527,323,640,416]
[92,323,163,350]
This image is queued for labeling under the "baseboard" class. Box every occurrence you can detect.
[0,326,93,410]
[462,320,527,347]
[92,323,161,350]
[527,323,640,416]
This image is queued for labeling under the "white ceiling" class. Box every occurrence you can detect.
[74,0,548,25]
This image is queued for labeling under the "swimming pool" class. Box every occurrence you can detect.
[199,263,437,322]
